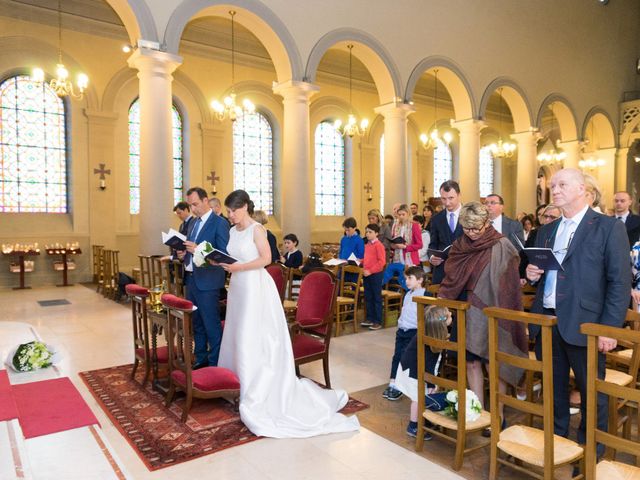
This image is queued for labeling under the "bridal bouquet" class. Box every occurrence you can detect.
[193,241,214,268]
[12,341,53,372]
[443,389,482,422]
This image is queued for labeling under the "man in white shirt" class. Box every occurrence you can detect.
[613,191,640,245]
[484,193,524,249]
[428,180,464,284]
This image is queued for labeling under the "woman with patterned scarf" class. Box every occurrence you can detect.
[381,204,423,290]
[439,201,528,430]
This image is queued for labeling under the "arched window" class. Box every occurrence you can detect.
[379,135,385,213]
[232,111,273,215]
[0,75,67,212]
[432,138,452,194]
[479,146,494,198]
[128,99,183,215]
[315,121,344,216]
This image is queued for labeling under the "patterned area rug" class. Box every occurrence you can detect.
[80,364,368,471]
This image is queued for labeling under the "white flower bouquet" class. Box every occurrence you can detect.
[193,240,214,268]
[10,341,54,372]
[444,389,482,422]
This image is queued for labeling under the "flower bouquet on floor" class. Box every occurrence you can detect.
[443,389,482,422]
[7,341,57,372]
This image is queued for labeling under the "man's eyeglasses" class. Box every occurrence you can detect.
[462,224,486,234]
[542,214,559,220]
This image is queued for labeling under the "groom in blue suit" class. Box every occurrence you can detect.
[178,187,230,367]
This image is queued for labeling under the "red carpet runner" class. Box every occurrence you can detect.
[0,370,18,421]
[12,377,99,438]
[80,363,368,471]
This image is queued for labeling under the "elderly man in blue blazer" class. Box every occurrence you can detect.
[526,168,630,454]
[484,193,524,250]
[178,187,230,368]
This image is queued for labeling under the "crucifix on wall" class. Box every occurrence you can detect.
[207,170,220,195]
[93,163,111,190]
[364,182,373,202]
[420,186,428,203]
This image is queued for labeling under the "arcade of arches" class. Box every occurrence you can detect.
[0,0,639,286]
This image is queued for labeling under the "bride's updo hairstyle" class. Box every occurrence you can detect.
[224,189,255,215]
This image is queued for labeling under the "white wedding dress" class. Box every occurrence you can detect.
[218,222,360,438]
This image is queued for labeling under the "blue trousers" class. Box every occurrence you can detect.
[382,262,407,290]
[186,275,222,366]
[390,327,417,379]
[363,271,383,325]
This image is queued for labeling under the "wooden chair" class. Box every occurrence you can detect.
[381,282,403,328]
[283,267,303,321]
[91,244,103,283]
[168,259,185,297]
[582,322,640,479]
[290,269,338,387]
[266,262,287,302]
[484,307,584,480]
[334,264,363,336]
[96,247,106,294]
[414,296,491,471]
[126,284,168,387]
[138,255,153,288]
[101,249,113,298]
[151,255,167,287]
[162,294,240,422]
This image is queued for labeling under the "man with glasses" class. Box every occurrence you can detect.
[526,168,630,458]
[484,193,524,249]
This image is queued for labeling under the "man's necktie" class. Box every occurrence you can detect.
[544,219,573,306]
[449,212,456,233]
[184,217,202,268]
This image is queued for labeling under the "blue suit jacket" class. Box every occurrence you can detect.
[501,216,525,250]
[624,213,640,246]
[428,209,463,285]
[529,208,631,346]
[189,213,230,291]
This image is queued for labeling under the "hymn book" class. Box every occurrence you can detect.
[162,229,187,251]
[204,248,238,264]
[389,236,406,244]
[427,245,452,260]
[514,236,564,271]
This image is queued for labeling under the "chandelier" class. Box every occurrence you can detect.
[578,119,605,170]
[210,11,255,122]
[32,0,88,100]
[420,69,452,148]
[334,45,368,138]
[537,103,566,165]
[488,88,516,158]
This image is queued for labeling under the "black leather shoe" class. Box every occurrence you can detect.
[192,361,208,370]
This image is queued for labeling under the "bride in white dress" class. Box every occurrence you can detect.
[216,190,360,438]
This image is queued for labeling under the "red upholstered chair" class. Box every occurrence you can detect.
[126,284,168,386]
[162,294,240,422]
[290,268,338,387]
[266,262,287,302]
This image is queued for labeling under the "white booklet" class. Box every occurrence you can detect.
[162,228,187,251]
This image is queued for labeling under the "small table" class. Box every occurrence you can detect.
[146,307,169,394]
[2,250,40,290]
[46,248,82,287]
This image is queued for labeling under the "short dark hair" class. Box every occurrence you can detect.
[413,215,425,224]
[283,233,299,245]
[384,214,394,222]
[365,223,380,233]
[186,187,208,200]
[404,266,425,283]
[423,205,434,214]
[342,217,357,229]
[486,193,504,205]
[410,202,419,208]
[173,201,189,212]
[439,180,460,194]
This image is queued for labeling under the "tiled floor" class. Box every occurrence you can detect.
[0,285,463,480]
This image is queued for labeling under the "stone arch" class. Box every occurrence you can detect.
[305,28,402,104]
[581,107,616,149]
[163,0,302,83]
[536,94,579,141]
[405,56,475,120]
[479,78,534,133]
[104,0,158,44]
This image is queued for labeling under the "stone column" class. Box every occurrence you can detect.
[511,130,541,215]
[558,140,583,169]
[273,81,319,253]
[451,119,485,201]
[127,48,182,255]
[374,103,415,213]
[593,147,617,209]
[615,147,629,192]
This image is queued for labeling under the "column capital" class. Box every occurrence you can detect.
[511,129,542,146]
[272,80,319,102]
[374,102,415,119]
[127,48,182,76]
[450,118,486,134]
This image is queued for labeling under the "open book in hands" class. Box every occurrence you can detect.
[513,235,563,271]
[162,228,187,251]
[204,248,238,265]
[427,245,452,260]
[323,252,361,267]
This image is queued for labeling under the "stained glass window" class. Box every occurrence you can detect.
[128,99,183,215]
[315,121,344,216]
[0,75,67,213]
[380,135,384,213]
[232,111,273,215]
[433,138,452,195]
[479,146,494,198]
